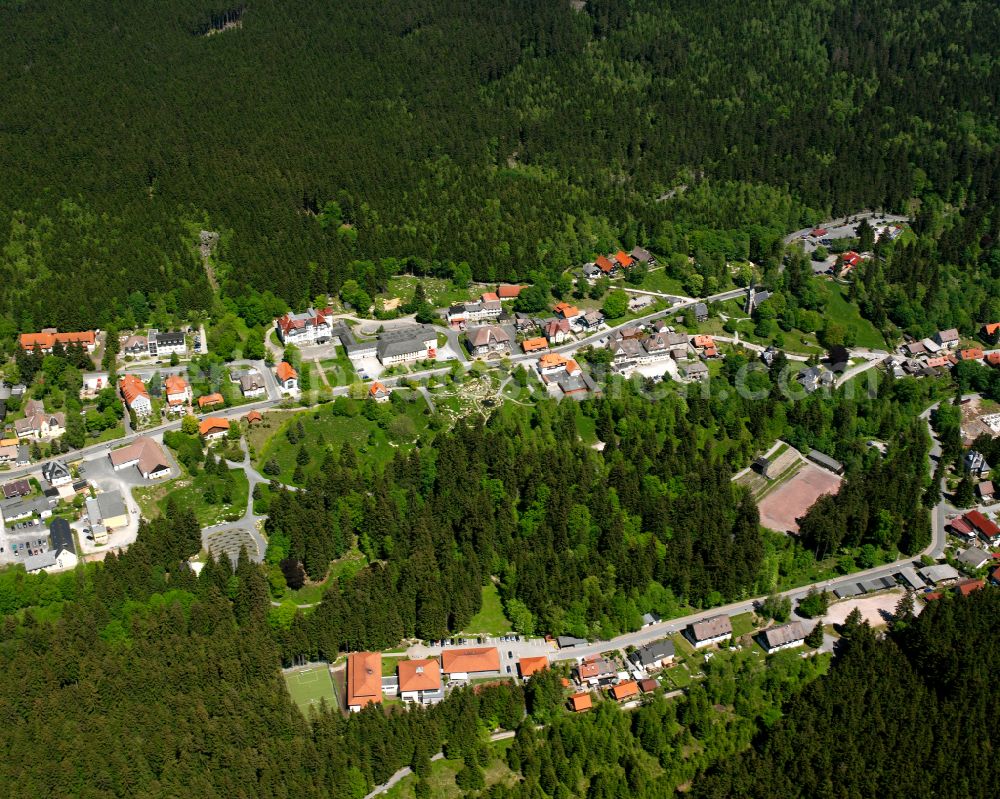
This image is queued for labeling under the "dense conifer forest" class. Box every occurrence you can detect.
[1,0,998,328]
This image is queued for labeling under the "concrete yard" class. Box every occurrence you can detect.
[758,462,842,534]
[824,590,919,628]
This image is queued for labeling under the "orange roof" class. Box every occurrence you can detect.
[198,417,230,436]
[561,677,571,688]
[569,692,592,712]
[611,681,639,701]
[440,647,500,674]
[20,330,95,350]
[615,250,634,267]
[926,356,951,368]
[984,323,1000,335]
[693,335,714,347]
[518,657,549,678]
[369,381,388,397]
[538,352,570,369]
[553,302,579,319]
[481,292,500,303]
[165,375,187,392]
[497,284,522,298]
[521,337,548,353]
[565,359,580,375]
[276,361,297,381]
[397,659,442,693]
[246,410,263,423]
[955,578,984,597]
[118,374,149,404]
[595,255,615,273]
[198,393,223,408]
[987,352,1000,366]
[960,348,984,361]
[347,652,383,708]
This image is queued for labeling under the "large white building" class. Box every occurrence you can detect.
[275,308,334,345]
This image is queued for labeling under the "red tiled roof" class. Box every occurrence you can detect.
[276,361,297,382]
[198,393,223,408]
[347,652,383,708]
[614,250,634,268]
[959,348,984,361]
[984,323,1000,335]
[986,352,1000,366]
[965,511,1000,538]
[595,255,615,273]
[518,657,549,678]
[246,410,263,423]
[955,578,984,597]
[923,591,944,602]
[397,659,441,692]
[638,678,658,693]
[118,374,149,404]
[369,381,388,397]
[950,516,975,536]
[553,302,579,319]
[611,681,638,700]
[198,417,230,436]
[481,292,500,303]
[497,284,522,298]
[440,647,500,674]
[522,337,548,353]
[20,330,95,350]
[539,353,570,369]
[569,692,592,712]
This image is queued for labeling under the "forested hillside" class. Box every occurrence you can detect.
[1,0,998,327]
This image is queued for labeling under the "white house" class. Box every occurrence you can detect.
[685,615,733,648]
[760,621,808,653]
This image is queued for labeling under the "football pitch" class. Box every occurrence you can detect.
[284,664,338,714]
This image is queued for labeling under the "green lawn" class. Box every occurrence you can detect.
[816,281,885,348]
[273,549,369,604]
[254,394,432,484]
[284,665,338,714]
[635,269,687,296]
[463,583,513,636]
[384,741,517,799]
[730,612,756,638]
[383,275,482,310]
[133,466,249,527]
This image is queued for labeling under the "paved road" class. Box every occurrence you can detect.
[835,352,891,388]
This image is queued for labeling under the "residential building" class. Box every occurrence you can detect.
[956,547,990,570]
[497,284,523,299]
[955,578,984,597]
[119,375,152,417]
[595,255,616,275]
[276,361,298,391]
[610,337,644,367]
[641,612,660,627]
[368,382,390,403]
[198,393,224,410]
[538,352,573,376]
[376,325,438,365]
[582,262,600,279]
[274,308,334,345]
[611,681,639,702]
[122,335,149,357]
[465,325,511,357]
[981,322,1000,339]
[518,657,549,680]
[760,621,808,652]
[544,318,572,344]
[685,615,733,648]
[629,639,675,671]
[553,302,580,321]
[630,246,654,264]
[347,652,383,712]
[19,329,96,353]
[965,510,1000,546]
[164,375,191,410]
[440,647,500,680]
[976,480,994,502]
[397,659,443,705]
[797,365,834,393]
[577,309,605,330]
[576,658,616,686]
[238,370,267,398]
[246,410,263,425]
[446,295,502,325]
[2,478,31,499]
[613,250,634,269]
[934,328,960,349]
[959,348,984,362]
[919,564,960,584]
[41,460,72,487]
[694,302,708,322]
[147,329,186,357]
[639,678,659,694]
[199,417,230,440]
[109,436,171,479]
[0,446,18,465]
[521,337,548,354]
[95,491,128,529]
[808,449,844,475]
[568,692,592,712]
[964,450,991,479]
[13,409,66,440]
[683,361,709,382]
[0,495,54,524]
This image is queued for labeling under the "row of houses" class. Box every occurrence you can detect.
[19,329,97,354]
[348,647,521,712]
[948,510,1000,548]
[121,329,187,359]
[581,246,655,280]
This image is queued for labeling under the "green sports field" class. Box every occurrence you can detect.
[284,665,338,714]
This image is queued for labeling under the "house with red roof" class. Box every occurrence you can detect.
[959,348,984,362]
[568,692,592,712]
[497,284,523,299]
[197,392,224,410]
[955,578,984,597]
[595,255,615,274]
[20,329,97,353]
[276,361,298,391]
[347,652,383,711]
[613,250,634,269]
[198,417,230,440]
[368,382,390,403]
[964,510,1000,547]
